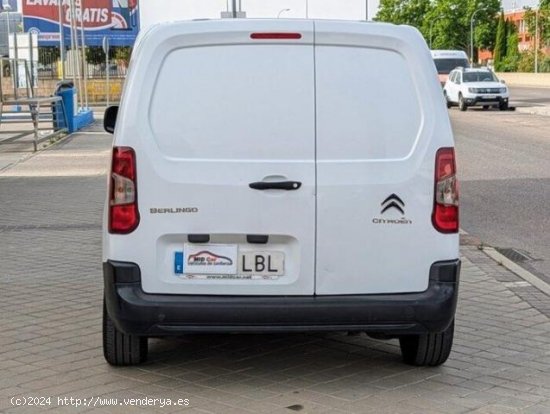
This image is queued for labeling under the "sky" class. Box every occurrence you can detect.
[141,0,540,30]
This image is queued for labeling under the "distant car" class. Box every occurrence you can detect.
[444,67,509,111]
[431,50,470,86]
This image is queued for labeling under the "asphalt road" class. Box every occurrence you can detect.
[451,106,550,284]
[509,85,550,107]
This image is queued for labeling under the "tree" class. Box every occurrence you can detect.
[113,47,132,68]
[376,0,501,54]
[524,0,550,49]
[493,11,507,71]
[375,0,432,29]
[502,21,520,71]
[85,47,106,66]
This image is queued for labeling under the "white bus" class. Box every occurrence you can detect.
[431,50,470,86]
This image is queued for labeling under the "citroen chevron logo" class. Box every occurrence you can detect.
[381,194,405,215]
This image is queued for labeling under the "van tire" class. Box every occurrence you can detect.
[399,320,454,366]
[103,301,148,366]
[444,91,452,108]
[499,102,508,111]
[458,95,467,111]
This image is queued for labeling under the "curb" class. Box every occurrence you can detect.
[0,132,72,175]
[460,229,550,296]
[482,247,550,296]
[515,106,550,117]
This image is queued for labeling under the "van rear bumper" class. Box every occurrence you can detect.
[104,260,460,337]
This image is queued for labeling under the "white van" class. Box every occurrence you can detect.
[431,50,470,86]
[102,19,460,367]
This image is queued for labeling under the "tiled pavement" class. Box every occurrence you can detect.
[1,128,549,413]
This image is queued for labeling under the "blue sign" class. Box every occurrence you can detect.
[22,0,139,47]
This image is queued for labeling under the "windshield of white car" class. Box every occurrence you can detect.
[463,72,498,82]
[434,58,469,74]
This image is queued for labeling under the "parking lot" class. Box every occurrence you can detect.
[1,115,549,413]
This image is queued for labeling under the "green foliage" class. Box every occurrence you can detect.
[375,0,431,28]
[38,47,60,65]
[376,0,501,59]
[524,0,550,48]
[493,12,507,71]
[113,47,132,67]
[85,47,105,66]
[516,50,547,72]
[540,55,550,72]
[500,23,520,72]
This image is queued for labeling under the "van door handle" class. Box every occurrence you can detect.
[249,181,302,191]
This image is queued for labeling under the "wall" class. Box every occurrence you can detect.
[496,72,550,87]
[1,77,124,103]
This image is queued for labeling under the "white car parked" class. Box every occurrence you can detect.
[102,19,460,367]
[444,67,509,111]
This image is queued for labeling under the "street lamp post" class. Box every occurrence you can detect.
[535,4,540,73]
[57,0,65,80]
[2,1,19,99]
[470,8,483,66]
[306,0,309,18]
[277,8,291,18]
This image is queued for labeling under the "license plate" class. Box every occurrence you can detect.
[239,251,284,276]
[484,95,496,99]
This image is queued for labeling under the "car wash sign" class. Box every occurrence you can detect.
[21,0,139,47]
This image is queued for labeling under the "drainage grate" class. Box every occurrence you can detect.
[495,248,535,263]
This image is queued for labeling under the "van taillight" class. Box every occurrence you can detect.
[250,33,302,39]
[432,148,459,233]
[109,147,139,234]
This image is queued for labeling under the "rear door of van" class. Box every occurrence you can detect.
[114,21,316,295]
[314,22,458,295]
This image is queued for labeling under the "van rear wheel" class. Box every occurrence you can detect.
[103,301,148,366]
[399,320,454,366]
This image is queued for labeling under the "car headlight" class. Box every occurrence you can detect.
[468,87,479,93]
[500,87,507,93]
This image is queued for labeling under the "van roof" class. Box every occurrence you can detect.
[431,50,468,59]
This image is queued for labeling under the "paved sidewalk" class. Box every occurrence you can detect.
[1,128,549,413]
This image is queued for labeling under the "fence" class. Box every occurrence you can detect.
[37,52,128,80]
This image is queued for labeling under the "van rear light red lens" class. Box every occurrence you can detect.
[432,147,459,233]
[250,33,302,39]
[109,147,139,234]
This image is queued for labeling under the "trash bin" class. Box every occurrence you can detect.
[53,80,77,133]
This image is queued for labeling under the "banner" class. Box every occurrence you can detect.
[21,0,139,47]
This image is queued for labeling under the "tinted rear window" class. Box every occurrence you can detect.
[434,58,469,74]
[463,72,498,82]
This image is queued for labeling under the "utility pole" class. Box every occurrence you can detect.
[57,1,66,80]
[366,0,368,20]
[232,0,237,18]
[535,5,539,73]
